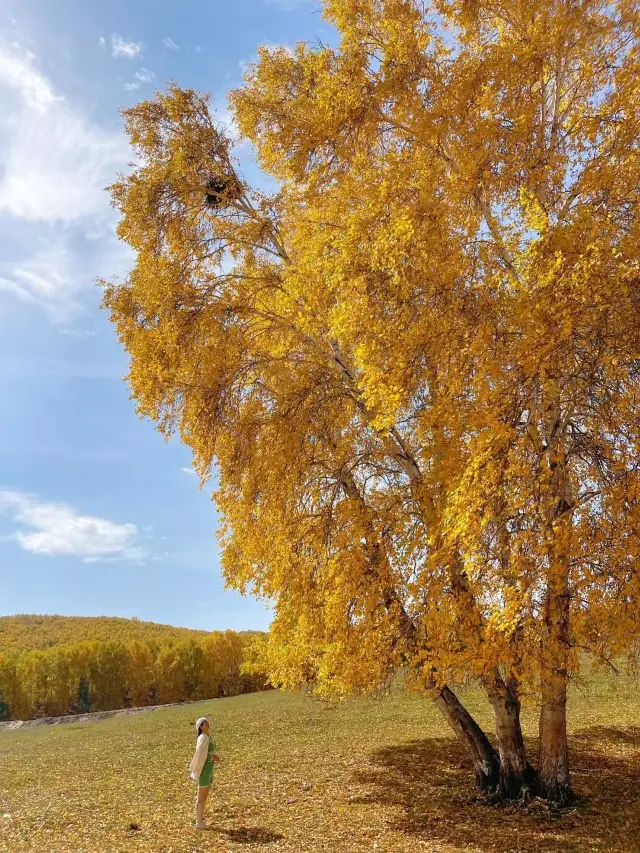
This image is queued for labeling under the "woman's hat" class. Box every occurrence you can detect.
[195,716,209,732]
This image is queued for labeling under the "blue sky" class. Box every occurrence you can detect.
[0,0,332,631]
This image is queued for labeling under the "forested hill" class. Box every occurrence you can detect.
[0,614,205,652]
[0,614,261,652]
[0,615,268,721]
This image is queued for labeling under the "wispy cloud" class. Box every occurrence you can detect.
[58,328,96,339]
[0,47,57,109]
[0,44,128,224]
[0,220,132,324]
[163,37,179,51]
[124,67,155,91]
[0,490,148,563]
[111,34,143,59]
[0,242,84,322]
[181,467,198,476]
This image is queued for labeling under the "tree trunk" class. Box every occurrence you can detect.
[341,483,500,795]
[338,476,503,797]
[538,579,572,803]
[537,405,573,805]
[483,672,536,799]
[538,675,570,803]
[431,683,500,793]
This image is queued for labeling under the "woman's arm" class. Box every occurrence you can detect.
[188,734,209,780]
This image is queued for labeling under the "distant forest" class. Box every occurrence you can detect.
[0,615,269,721]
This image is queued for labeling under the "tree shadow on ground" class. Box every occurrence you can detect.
[217,826,284,844]
[352,727,640,852]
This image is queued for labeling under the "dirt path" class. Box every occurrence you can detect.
[0,700,197,731]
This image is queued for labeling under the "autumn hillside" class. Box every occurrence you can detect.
[0,613,262,653]
[0,615,268,722]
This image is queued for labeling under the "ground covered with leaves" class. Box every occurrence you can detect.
[1,673,639,853]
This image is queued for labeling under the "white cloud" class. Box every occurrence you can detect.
[111,34,142,59]
[99,36,106,50]
[0,223,133,324]
[181,467,197,476]
[0,47,57,109]
[0,44,128,224]
[0,491,148,563]
[124,67,154,91]
[59,328,96,339]
[135,68,154,83]
[0,241,85,322]
[163,37,179,51]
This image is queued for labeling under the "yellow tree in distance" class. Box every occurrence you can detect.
[103,0,640,805]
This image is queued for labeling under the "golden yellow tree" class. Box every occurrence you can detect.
[103,0,640,803]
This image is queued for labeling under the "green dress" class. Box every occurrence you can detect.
[198,736,216,787]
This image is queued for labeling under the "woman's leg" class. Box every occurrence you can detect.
[195,785,210,829]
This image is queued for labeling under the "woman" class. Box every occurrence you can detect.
[188,716,220,829]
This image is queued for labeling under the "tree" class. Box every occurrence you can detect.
[103,0,640,803]
[154,645,182,704]
[127,639,156,707]
[88,642,131,711]
[0,652,17,721]
[16,650,50,719]
[71,677,92,715]
[44,647,77,717]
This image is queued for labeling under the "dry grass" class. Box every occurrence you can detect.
[1,672,639,853]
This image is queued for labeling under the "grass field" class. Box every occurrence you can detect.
[1,674,639,853]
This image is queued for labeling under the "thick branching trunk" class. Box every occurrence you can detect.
[450,557,534,799]
[431,683,500,792]
[338,473,500,793]
[483,673,536,799]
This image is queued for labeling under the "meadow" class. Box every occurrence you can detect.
[1,673,639,853]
